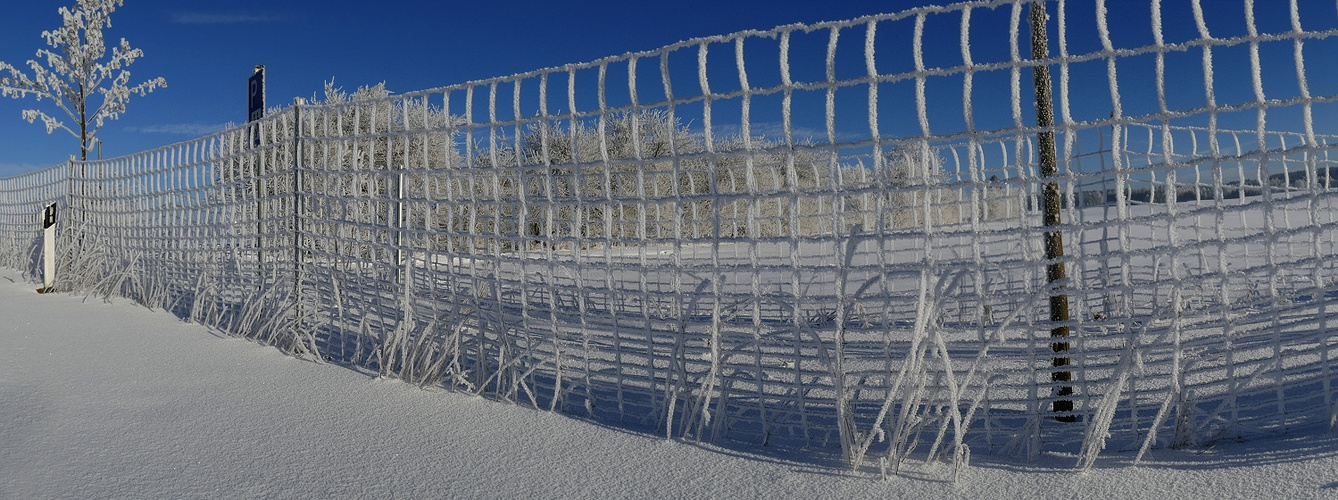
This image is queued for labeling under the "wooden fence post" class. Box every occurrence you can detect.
[1029,1,1075,422]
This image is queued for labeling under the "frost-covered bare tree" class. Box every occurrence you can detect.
[0,0,166,161]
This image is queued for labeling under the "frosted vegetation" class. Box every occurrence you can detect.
[0,0,166,161]
[3,0,1338,483]
[286,79,971,252]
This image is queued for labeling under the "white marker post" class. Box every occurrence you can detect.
[38,203,56,293]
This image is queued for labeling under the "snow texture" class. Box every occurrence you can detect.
[3,0,1338,476]
[4,268,1338,498]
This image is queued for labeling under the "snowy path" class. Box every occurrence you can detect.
[2,268,1338,499]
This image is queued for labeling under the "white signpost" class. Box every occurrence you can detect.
[38,202,56,293]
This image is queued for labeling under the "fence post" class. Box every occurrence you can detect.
[393,104,406,288]
[253,125,264,285]
[64,157,79,287]
[38,202,57,293]
[1029,1,1075,422]
[292,99,305,332]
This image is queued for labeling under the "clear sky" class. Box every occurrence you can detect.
[1,0,1336,177]
[0,0,936,175]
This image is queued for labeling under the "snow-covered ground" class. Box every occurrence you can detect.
[3,267,1338,499]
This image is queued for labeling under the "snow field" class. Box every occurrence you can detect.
[6,268,1338,498]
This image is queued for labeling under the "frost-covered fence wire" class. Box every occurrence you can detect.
[0,165,65,277]
[3,0,1338,470]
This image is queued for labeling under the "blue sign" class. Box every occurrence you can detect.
[248,65,265,123]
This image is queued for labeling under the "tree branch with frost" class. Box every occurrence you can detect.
[0,0,166,161]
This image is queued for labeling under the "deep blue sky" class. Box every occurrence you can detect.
[1,0,1336,177]
[0,0,934,175]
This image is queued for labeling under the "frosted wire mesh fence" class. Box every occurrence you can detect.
[3,0,1338,471]
[0,165,66,277]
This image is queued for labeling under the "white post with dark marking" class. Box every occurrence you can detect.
[40,202,56,292]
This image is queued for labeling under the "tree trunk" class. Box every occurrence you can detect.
[78,83,88,161]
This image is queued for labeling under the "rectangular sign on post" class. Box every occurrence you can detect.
[38,202,56,293]
[248,65,265,123]
[248,65,265,147]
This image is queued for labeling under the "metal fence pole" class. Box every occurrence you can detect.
[253,125,264,285]
[292,100,305,333]
[1029,1,1075,422]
